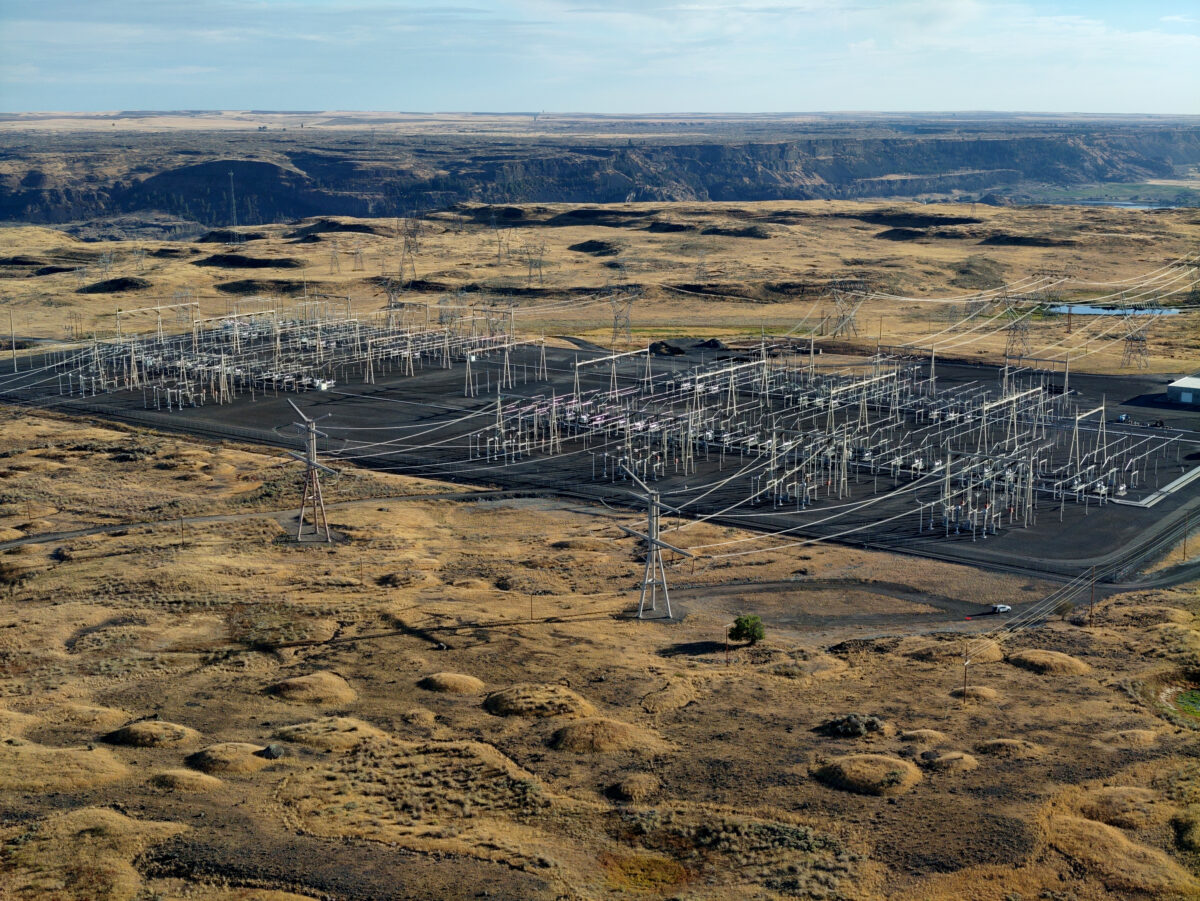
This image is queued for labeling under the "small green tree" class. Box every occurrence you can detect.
[1054,600,1075,621]
[729,614,765,646]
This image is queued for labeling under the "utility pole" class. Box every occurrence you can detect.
[617,465,692,619]
[286,400,338,542]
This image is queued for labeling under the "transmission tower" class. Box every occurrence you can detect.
[1119,314,1150,369]
[1004,305,1031,359]
[610,286,635,349]
[830,290,860,338]
[227,170,241,244]
[399,217,421,282]
[1035,267,1068,305]
[519,239,546,287]
[286,400,338,542]
[618,465,692,619]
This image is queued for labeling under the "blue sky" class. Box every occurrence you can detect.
[1,1,1197,113]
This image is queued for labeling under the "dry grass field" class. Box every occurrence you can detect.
[2,199,1198,376]
[0,403,1197,899]
[1,200,1200,898]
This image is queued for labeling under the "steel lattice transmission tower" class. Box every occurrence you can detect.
[610,286,636,349]
[1035,267,1068,306]
[286,400,338,542]
[618,465,692,619]
[227,170,240,245]
[1119,313,1151,369]
[830,290,860,338]
[1004,304,1031,359]
[399,218,420,283]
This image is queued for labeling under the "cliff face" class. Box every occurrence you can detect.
[476,131,1199,204]
[2,125,1198,225]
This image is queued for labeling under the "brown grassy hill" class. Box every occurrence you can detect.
[0,403,1198,898]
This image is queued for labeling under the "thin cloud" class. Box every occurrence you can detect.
[0,0,1196,112]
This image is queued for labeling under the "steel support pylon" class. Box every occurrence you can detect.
[638,489,670,618]
[287,400,338,543]
[618,465,693,620]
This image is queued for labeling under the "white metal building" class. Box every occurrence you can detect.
[1167,376,1200,407]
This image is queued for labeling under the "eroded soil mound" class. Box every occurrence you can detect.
[1007,649,1091,675]
[268,671,357,705]
[901,635,1003,663]
[419,672,485,694]
[550,718,665,754]
[103,720,201,748]
[1,807,185,901]
[275,717,386,751]
[484,683,595,718]
[185,742,272,775]
[813,754,921,796]
[148,768,223,792]
[612,772,661,801]
[1047,814,1198,895]
[917,750,978,773]
[641,678,697,714]
[1078,786,1160,829]
[899,729,946,746]
[0,739,128,790]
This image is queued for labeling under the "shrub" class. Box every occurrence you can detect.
[0,561,28,586]
[729,614,764,646]
[817,713,887,738]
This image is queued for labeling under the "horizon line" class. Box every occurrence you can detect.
[4,109,1200,119]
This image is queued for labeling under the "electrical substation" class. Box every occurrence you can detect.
[3,270,1199,617]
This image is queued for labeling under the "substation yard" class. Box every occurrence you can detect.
[4,308,1199,590]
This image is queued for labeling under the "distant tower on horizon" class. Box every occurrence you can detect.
[228,169,237,239]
